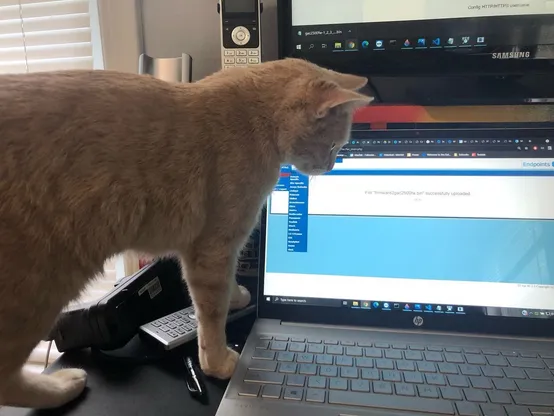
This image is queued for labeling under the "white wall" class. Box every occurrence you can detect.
[141,0,279,81]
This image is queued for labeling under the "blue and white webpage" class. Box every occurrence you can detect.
[263,125,554,314]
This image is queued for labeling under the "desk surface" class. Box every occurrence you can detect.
[0,315,255,416]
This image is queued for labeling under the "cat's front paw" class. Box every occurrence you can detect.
[230,285,251,311]
[199,347,239,379]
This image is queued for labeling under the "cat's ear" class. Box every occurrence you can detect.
[314,83,373,119]
[325,70,368,90]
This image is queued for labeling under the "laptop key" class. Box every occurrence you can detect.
[279,363,297,374]
[324,340,338,345]
[283,387,303,401]
[305,388,325,403]
[329,377,348,390]
[425,351,444,362]
[417,362,437,373]
[307,344,324,354]
[248,361,278,372]
[319,365,338,377]
[504,406,532,416]
[504,367,526,379]
[487,390,512,404]
[244,371,284,385]
[508,358,544,369]
[425,373,446,386]
[238,383,260,397]
[482,366,504,378]
[438,363,458,374]
[291,337,305,343]
[512,392,554,407]
[365,348,383,358]
[397,360,416,371]
[289,342,306,353]
[341,340,355,346]
[261,385,281,399]
[316,354,333,365]
[447,374,469,387]
[464,388,487,403]
[299,364,317,375]
[382,370,402,382]
[376,359,394,369]
[287,375,306,387]
[445,353,465,364]
[277,352,295,362]
[274,336,289,341]
[492,378,517,391]
[455,401,480,416]
[328,390,455,415]
[307,376,327,389]
[351,379,370,392]
[297,353,314,364]
[525,369,552,380]
[466,354,487,365]
[336,356,353,366]
[470,376,492,389]
[395,383,416,396]
[440,387,462,400]
[403,371,424,384]
[516,380,554,393]
[361,368,380,380]
[373,381,393,394]
[486,355,508,367]
[270,341,288,351]
[460,364,481,376]
[385,350,402,359]
[356,357,373,368]
[480,403,507,416]
[341,367,358,378]
[417,385,439,399]
[346,346,363,357]
[405,350,423,360]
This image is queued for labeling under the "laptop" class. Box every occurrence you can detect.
[216,120,554,416]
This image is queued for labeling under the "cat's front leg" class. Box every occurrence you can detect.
[181,246,243,379]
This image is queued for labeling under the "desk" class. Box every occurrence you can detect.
[0,314,255,416]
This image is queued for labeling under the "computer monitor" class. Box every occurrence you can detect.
[259,109,554,336]
[278,0,554,104]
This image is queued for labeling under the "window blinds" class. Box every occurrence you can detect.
[0,0,94,74]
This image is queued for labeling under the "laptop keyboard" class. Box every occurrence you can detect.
[236,335,554,415]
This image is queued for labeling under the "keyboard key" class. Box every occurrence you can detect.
[329,377,347,390]
[417,362,437,373]
[319,365,337,377]
[279,363,297,374]
[305,388,325,403]
[508,358,545,369]
[425,373,446,386]
[296,353,314,363]
[375,342,390,348]
[341,340,355,346]
[502,351,519,357]
[275,336,289,341]
[357,341,373,347]
[539,352,554,359]
[244,371,284,385]
[356,357,373,368]
[382,370,402,382]
[307,376,326,389]
[438,363,459,374]
[238,383,260,397]
[376,359,394,369]
[512,391,554,407]
[504,406,532,416]
[447,375,469,387]
[482,350,499,356]
[361,368,380,380]
[326,345,343,355]
[480,403,507,416]
[417,385,439,398]
[428,346,444,352]
[486,355,508,367]
[291,337,305,342]
[470,376,492,389]
[393,343,407,350]
[504,367,526,379]
[351,379,370,392]
[425,351,444,362]
[466,354,487,365]
[373,381,393,394]
[464,388,487,403]
[340,367,358,378]
[516,380,554,393]
[258,335,272,341]
[409,345,426,351]
[397,360,416,371]
[404,371,424,384]
[256,340,270,349]
[525,369,552,380]
[324,339,338,345]
[445,347,462,353]
[482,366,504,378]
[335,356,353,366]
[445,353,465,363]
[299,364,317,375]
[365,348,382,358]
[520,352,538,358]
[286,375,305,387]
[487,390,512,404]
[283,387,303,401]
[492,378,517,391]
[270,341,288,351]
[307,344,324,354]
[405,350,423,360]
[316,354,333,365]
[346,346,363,356]
[307,338,321,344]
[385,350,402,359]
[289,342,306,353]
[277,352,295,362]
[261,385,281,399]
[456,401,480,416]
[464,348,481,354]
[441,387,462,400]
[460,365,481,376]
[395,383,416,396]
[328,390,455,414]
[544,359,554,369]
[248,361,277,372]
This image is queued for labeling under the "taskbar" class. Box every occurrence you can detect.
[264,295,554,319]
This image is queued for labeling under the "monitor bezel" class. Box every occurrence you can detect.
[256,187,554,340]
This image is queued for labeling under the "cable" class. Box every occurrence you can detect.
[44,341,53,370]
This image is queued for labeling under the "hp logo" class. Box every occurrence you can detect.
[413,316,424,327]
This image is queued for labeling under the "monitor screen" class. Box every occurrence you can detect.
[282,0,554,76]
[262,121,554,320]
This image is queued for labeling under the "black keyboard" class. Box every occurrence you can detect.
[236,335,554,416]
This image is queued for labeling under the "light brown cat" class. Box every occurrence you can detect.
[0,58,371,409]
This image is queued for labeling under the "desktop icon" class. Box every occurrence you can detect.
[436,305,442,311]
[266,297,271,302]
[342,301,348,306]
[375,40,384,48]
[394,303,400,309]
[352,301,359,307]
[454,153,458,157]
[415,304,422,310]
[362,301,370,308]
[361,40,370,48]
[447,305,453,312]
[389,39,397,46]
[297,31,302,36]
[403,39,411,47]
[346,39,358,50]
[372,301,380,308]
[383,302,390,309]
[296,44,302,50]
[404,303,411,309]
[447,37,455,45]
[522,310,528,316]
[425,305,433,311]
[432,37,441,46]
[334,41,343,49]
[321,43,327,49]
[477,36,485,43]
[407,153,412,158]
[457,306,464,312]
[417,38,426,46]
[462,36,470,44]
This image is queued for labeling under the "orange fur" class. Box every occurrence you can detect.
[0,58,371,408]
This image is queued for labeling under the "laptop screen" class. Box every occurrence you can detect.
[283,0,554,76]
[262,117,554,320]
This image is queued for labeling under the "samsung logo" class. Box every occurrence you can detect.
[492,51,531,60]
